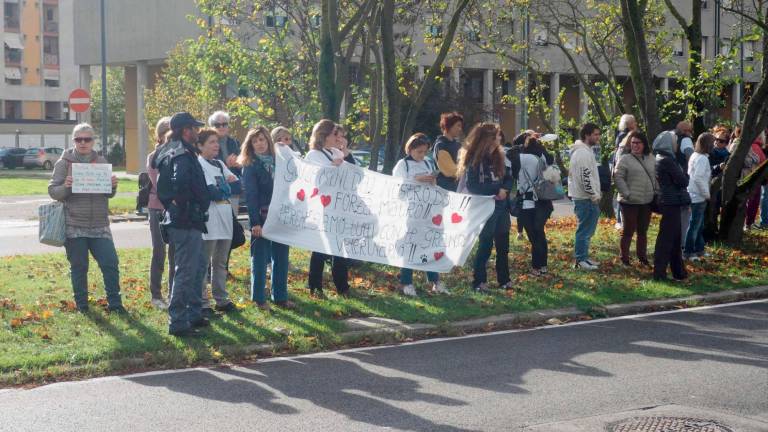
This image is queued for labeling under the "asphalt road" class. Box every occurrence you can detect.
[1,301,765,432]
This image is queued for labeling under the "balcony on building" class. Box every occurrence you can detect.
[43,2,59,35]
[43,36,59,68]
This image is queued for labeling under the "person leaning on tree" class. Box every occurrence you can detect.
[153,112,211,337]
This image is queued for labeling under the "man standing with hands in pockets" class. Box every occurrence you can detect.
[569,123,603,270]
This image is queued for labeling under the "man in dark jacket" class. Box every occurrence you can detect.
[154,112,211,337]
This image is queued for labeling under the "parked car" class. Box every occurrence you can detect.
[23,147,63,170]
[350,150,384,172]
[0,147,28,169]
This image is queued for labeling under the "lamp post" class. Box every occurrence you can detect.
[99,0,108,154]
[14,129,20,148]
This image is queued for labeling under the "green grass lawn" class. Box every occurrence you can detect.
[1,217,766,386]
[0,177,138,196]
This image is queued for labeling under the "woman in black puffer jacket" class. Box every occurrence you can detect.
[651,131,691,281]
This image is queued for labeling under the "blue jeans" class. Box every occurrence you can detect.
[167,227,206,333]
[64,236,122,309]
[760,185,768,227]
[251,237,289,304]
[399,269,438,285]
[684,202,706,255]
[573,199,600,262]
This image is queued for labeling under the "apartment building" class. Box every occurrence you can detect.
[72,0,762,173]
[1,0,78,148]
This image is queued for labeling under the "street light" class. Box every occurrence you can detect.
[14,129,20,148]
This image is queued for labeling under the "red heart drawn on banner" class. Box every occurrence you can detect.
[320,195,332,207]
[311,187,319,198]
[296,189,306,201]
[451,213,463,224]
[434,252,444,261]
[431,214,443,226]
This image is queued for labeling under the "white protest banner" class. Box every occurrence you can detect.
[262,148,496,272]
[71,163,113,194]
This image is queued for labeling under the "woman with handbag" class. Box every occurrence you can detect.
[613,131,657,266]
[48,123,124,313]
[458,123,513,292]
[515,136,556,276]
[240,126,294,310]
[197,129,239,315]
[652,131,690,281]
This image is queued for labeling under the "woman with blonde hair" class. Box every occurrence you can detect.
[240,126,294,310]
[458,122,512,291]
[146,116,174,309]
[304,119,350,298]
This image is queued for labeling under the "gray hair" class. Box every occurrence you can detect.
[618,114,635,131]
[72,123,95,136]
[271,126,291,143]
[208,111,230,126]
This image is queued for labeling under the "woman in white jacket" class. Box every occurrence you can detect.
[684,133,714,260]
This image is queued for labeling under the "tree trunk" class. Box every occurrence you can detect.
[319,0,339,121]
[380,0,401,174]
[620,0,662,139]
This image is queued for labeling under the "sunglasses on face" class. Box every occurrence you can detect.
[213,122,229,128]
[74,137,93,143]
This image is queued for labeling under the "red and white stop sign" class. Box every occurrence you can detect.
[68,88,91,113]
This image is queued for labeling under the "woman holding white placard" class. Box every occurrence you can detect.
[48,123,124,313]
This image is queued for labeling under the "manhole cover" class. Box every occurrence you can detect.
[608,416,734,432]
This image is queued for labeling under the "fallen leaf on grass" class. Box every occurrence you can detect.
[553,282,564,290]
[41,310,53,320]
[9,318,22,328]
[546,318,564,325]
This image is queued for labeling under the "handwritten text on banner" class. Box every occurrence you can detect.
[262,148,495,272]
[71,163,113,194]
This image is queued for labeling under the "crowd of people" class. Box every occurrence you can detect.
[47,110,767,336]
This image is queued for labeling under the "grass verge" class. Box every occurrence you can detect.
[0,177,138,196]
[1,217,766,386]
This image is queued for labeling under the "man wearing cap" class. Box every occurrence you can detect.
[153,112,211,337]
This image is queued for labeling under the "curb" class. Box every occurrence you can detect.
[7,286,767,387]
[333,286,768,344]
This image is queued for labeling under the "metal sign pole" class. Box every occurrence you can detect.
[100,0,108,154]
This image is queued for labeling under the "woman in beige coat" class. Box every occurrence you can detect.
[613,131,658,266]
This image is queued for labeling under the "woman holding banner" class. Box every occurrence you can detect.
[304,120,351,298]
[48,123,124,313]
[241,127,294,310]
[458,123,512,292]
[392,133,449,296]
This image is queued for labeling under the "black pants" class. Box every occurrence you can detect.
[308,252,349,293]
[493,209,511,285]
[654,205,687,280]
[519,201,553,269]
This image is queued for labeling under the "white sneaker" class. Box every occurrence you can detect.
[151,298,168,310]
[401,284,417,297]
[575,261,598,270]
[431,281,449,294]
[585,259,600,267]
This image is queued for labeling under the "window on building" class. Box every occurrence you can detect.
[672,34,685,56]
[465,26,480,42]
[310,14,321,28]
[4,2,20,31]
[5,100,22,119]
[43,36,59,65]
[427,24,442,38]
[533,24,548,46]
[43,4,59,33]
[45,102,62,120]
[701,36,708,59]
[4,46,21,64]
[701,1,708,8]
[44,79,60,87]
[720,38,731,56]
[264,8,288,28]
[745,40,755,61]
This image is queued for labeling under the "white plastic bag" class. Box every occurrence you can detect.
[38,201,66,247]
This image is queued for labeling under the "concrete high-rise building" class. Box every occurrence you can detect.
[1,0,79,149]
[71,0,762,173]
